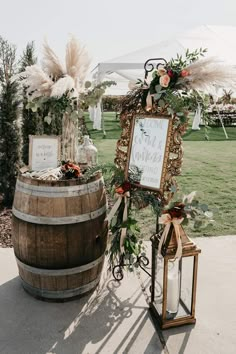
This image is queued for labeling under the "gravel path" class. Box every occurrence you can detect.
[0,208,13,248]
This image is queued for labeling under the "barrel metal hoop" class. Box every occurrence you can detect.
[12,204,107,225]
[15,177,104,198]
[21,276,100,299]
[16,254,104,276]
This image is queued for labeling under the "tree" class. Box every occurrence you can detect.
[20,41,38,165]
[0,37,20,206]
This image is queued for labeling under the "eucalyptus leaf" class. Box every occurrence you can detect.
[66,106,72,114]
[70,110,79,122]
[153,93,162,101]
[193,220,203,230]
[44,115,52,125]
[182,218,189,226]
[200,204,208,212]
[77,109,84,118]
[152,71,157,78]
[130,225,137,234]
[191,200,199,207]
[31,105,38,113]
[155,85,162,93]
[167,107,174,115]
[204,211,213,219]
[85,81,92,88]
[170,185,177,193]
[158,99,165,108]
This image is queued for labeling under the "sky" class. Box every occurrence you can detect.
[0,0,236,92]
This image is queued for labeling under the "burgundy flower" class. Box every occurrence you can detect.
[122,181,131,192]
[167,69,174,78]
[164,202,185,219]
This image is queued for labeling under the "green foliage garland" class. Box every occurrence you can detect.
[20,41,38,165]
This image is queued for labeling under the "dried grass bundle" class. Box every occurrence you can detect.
[65,36,91,88]
[50,75,75,97]
[178,57,236,91]
[42,40,65,80]
[18,37,91,99]
[22,64,53,96]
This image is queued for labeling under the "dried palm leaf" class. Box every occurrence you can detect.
[42,40,65,80]
[50,75,75,97]
[177,57,236,91]
[65,35,91,88]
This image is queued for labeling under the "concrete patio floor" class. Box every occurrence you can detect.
[0,236,236,354]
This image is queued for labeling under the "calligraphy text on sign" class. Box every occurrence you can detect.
[31,137,60,171]
[128,117,170,189]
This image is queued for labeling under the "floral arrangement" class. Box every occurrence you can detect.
[161,191,213,230]
[61,161,82,179]
[17,36,91,114]
[104,48,234,272]
[21,162,82,180]
[17,38,116,118]
[131,49,236,128]
[15,36,116,163]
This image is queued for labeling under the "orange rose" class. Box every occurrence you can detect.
[159,74,170,88]
[115,187,124,194]
[181,69,190,77]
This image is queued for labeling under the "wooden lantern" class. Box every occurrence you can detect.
[150,225,201,329]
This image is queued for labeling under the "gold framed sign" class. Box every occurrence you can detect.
[29,135,61,171]
[125,115,172,192]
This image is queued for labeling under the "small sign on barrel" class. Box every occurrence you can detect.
[29,135,61,171]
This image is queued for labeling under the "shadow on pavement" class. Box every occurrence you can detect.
[0,273,162,354]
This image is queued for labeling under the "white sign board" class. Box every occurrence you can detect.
[126,116,171,191]
[29,135,61,171]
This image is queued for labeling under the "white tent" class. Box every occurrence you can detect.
[93,25,236,94]
[92,25,236,131]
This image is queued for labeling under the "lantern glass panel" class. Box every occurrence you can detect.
[154,254,164,316]
[179,255,194,316]
[153,254,194,320]
[166,256,194,319]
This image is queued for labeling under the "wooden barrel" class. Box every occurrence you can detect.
[12,172,107,300]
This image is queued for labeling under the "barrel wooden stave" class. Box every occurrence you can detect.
[12,172,107,300]
[12,214,106,269]
[17,257,104,291]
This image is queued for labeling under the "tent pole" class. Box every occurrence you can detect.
[217,107,229,139]
[101,97,106,138]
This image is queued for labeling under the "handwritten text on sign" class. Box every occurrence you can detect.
[30,136,60,171]
[128,117,170,189]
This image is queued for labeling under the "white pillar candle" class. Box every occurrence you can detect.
[167,260,180,314]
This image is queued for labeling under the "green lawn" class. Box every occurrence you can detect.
[86,112,236,237]
[85,111,236,141]
[178,141,236,236]
[85,112,122,140]
[183,126,236,141]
